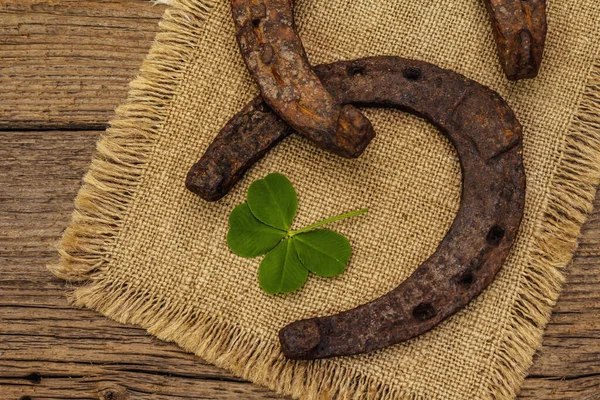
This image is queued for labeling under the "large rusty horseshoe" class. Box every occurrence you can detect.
[186,56,526,359]
[483,0,547,80]
[231,0,375,158]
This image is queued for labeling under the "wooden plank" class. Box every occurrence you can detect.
[0,130,598,399]
[0,130,288,400]
[0,0,164,129]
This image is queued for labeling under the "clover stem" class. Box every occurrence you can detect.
[288,208,368,237]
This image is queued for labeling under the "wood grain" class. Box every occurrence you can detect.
[0,0,162,130]
[0,1,598,399]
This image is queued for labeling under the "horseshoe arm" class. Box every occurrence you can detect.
[186,97,295,201]
[186,56,526,359]
[231,0,375,158]
[483,0,547,80]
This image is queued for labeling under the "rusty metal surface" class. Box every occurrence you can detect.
[186,97,293,201]
[231,0,375,158]
[186,56,526,359]
[483,0,547,80]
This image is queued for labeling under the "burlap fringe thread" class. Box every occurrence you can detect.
[48,1,600,399]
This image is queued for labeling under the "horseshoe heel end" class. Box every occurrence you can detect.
[333,105,376,158]
[484,0,547,81]
[186,98,294,201]
[186,161,226,202]
[279,319,322,359]
[502,29,543,81]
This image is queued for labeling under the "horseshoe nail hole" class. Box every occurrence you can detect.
[252,18,262,28]
[25,372,42,384]
[403,66,422,80]
[413,303,436,321]
[487,225,505,246]
[457,272,475,286]
[350,64,366,76]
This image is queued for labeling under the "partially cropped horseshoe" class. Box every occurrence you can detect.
[483,0,547,80]
[231,0,375,158]
[186,56,526,360]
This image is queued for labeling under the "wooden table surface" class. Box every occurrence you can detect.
[1,1,599,399]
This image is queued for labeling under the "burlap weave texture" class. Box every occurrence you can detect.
[51,1,600,399]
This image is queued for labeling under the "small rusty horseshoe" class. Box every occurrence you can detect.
[231,0,375,158]
[483,0,547,80]
[186,56,526,359]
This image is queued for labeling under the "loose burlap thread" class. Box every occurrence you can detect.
[50,0,600,399]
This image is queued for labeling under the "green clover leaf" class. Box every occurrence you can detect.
[227,173,367,294]
[259,239,308,294]
[293,229,351,277]
[247,173,298,231]
[227,203,286,258]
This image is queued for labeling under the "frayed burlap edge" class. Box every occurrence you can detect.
[484,62,600,398]
[48,0,600,398]
[48,0,216,282]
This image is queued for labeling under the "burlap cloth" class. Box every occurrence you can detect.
[50,0,600,398]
